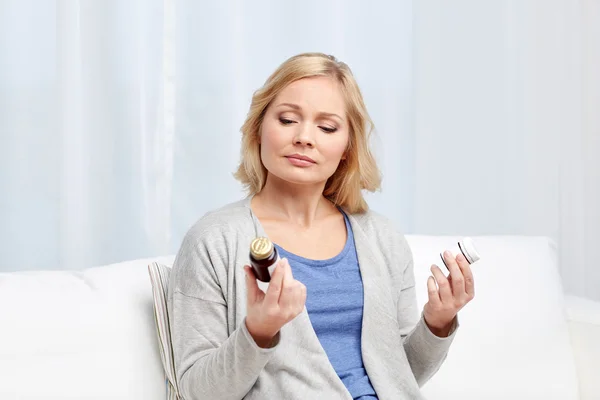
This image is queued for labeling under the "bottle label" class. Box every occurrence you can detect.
[267,255,280,277]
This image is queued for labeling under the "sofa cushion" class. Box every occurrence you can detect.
[0,255,174,400]
[406,236,579,400]
[565,295,600,400]
[0,236,581,399]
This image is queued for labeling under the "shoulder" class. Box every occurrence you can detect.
[349,207,408,243]
[168,198,254,295]
[174,198,255,267]
[347,207,413,266]
[182,198,255,246]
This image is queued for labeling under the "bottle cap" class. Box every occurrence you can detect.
[250,237,274,260]
[459,237,480,264]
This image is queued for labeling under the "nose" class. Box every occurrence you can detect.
[293,125,315,148]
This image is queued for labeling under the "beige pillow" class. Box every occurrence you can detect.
[148,262,180,400]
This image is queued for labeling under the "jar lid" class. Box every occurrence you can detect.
[250,237,274,260]
[459,237,480,264]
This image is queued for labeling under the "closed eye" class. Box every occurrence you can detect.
[279,117,336,133]
[279,118,296,125]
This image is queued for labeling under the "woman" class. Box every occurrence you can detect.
[167,52,475,400]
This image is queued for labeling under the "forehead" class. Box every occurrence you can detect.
[275,76,346,116]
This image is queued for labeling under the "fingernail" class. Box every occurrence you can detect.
[444,250,452,257]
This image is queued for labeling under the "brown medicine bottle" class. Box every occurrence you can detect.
[249,237,279,282]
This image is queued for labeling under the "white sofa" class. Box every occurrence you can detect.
[0,236,597,399]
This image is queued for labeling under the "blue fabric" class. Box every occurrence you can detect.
[274,211,378,400]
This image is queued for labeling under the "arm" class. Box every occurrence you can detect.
[396,238,459,387]
[167,233,278,400]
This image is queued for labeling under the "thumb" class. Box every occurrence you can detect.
[244,265,261,304]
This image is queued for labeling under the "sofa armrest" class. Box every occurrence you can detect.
[565,295,600,400]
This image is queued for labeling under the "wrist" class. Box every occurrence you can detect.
[245,319,278,348]
[424,315,455,338]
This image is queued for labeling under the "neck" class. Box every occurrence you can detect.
[253,174,333,228]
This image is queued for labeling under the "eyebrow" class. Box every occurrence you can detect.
[275,102,343,123]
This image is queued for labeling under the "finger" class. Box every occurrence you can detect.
[281,258,294,287]
[283,260,306,311]
[281,279,306,315]
[456,253,475,299]
[298,281,307,307]
[278,259,296,309]
[293,281,307,315]
[244,265,260,304]
[427,276,441,306]
[279,258,296,307]
[264,261,285,306]
[431,265,453,303]
[443,250,465,296]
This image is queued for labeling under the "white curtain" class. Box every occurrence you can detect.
[412,0,600,302]
[0,1,598,302]
[0,0,175,270]
[0,0,414,268]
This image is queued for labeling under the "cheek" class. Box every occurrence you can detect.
[260,128,281,155]
[259,121,287,160]
[322,135,349,162]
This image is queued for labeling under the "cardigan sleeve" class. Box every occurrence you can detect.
[167,224,280,400]
[395,234,459,386]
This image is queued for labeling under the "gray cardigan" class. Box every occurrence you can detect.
[166,198,458,399]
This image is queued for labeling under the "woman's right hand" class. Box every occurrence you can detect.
[244,258,307,348]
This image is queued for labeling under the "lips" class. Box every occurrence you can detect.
[286,154,316,163]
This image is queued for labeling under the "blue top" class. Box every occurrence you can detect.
[274,211,378,400]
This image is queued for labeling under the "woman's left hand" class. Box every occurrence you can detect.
[423,251,475,337]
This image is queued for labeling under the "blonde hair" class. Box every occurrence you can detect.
[234,52,381,214]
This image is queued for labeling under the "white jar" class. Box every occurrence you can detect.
[440,237,481,269]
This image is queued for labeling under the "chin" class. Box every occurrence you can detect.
[269,167,328,187]
[278,173,322,186]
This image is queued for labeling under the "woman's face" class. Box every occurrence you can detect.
[259,76,350,188]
